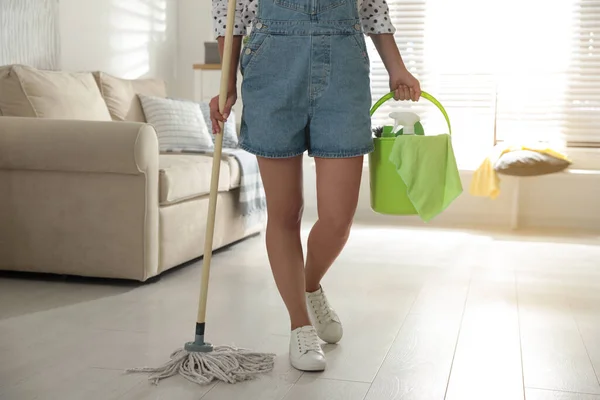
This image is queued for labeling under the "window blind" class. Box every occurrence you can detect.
[367,0,600,151]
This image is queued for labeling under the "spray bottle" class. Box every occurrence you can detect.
[389,111,425,136]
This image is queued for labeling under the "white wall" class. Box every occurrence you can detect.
[59,0,180,96]
[176,0,214,100]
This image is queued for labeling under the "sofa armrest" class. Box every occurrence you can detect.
[0,116,160,281]
[0,117,158,175]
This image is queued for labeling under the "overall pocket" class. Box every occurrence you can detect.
[350,33,370,66]
[240,33,272,76]
[274,0,346,15]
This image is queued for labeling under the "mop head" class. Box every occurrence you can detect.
[127,345,276,385]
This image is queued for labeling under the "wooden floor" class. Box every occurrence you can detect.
[1,224,600,400]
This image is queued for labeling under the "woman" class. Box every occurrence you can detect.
[210,0,420,372]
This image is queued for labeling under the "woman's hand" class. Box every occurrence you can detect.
[209,90,237,134]
[211,35,243,134]
[370,33,421,102]
[389,68,421,102]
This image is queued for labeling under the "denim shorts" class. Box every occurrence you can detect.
[239,0,373,159]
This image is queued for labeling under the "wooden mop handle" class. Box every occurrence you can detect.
[196,0,237,326]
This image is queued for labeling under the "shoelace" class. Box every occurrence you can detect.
[309,294,333,323]
[298,329,322,354]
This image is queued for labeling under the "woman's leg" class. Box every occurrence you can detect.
[257,155,311,330]
[305,156,364,292]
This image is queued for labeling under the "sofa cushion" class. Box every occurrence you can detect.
[93,72,166,122]
[0,65,111,120]
[139,95,214,153]
[0,65,36,117]
[159,154,241,205]
[139,94,214,153]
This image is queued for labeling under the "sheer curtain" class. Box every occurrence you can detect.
[367,0,600,164]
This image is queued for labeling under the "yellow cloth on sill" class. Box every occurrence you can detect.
[469,144,571,199]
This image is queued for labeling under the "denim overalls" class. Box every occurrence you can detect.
[239,0,373,159]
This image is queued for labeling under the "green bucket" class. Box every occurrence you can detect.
[368,91,452,215]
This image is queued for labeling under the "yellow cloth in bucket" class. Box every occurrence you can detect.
[388,134,463,222]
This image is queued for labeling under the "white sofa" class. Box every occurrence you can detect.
[0,65,263,281]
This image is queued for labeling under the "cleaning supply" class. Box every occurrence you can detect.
[381,125,395,137]
[470,143,572,199]
[390,111,419,134]
[388,134,462,222]
[127,0,275,385]
[369,92,462,221]
[379,111,425,137]
[389,111,425,136]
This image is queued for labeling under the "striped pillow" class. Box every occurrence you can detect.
[138,94,213,152]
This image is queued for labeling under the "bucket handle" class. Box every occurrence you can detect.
[369,91,452,135]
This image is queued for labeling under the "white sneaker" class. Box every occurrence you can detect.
[306,286,343,344]
[289,326,326,371]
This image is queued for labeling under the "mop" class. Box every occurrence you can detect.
[126,0,276,385]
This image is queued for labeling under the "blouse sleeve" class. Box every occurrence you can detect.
[359,0,396,34]
[212,0,249,38]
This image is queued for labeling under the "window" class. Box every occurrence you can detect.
[367,0,600,162]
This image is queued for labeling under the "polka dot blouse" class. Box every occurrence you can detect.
[212,0,396,37]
